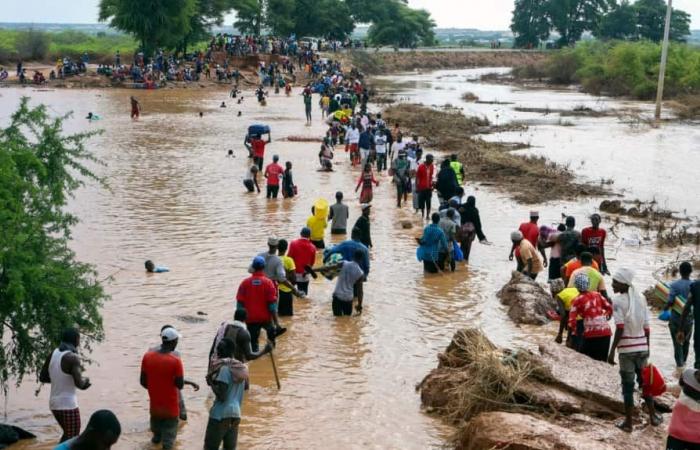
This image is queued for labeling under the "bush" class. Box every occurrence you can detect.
[535,40,700,100]
[15,29,50,60]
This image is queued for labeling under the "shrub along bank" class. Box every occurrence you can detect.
[513,40,700,100]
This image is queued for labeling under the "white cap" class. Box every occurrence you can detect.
[361,203,371,210]
[161,327,181,342]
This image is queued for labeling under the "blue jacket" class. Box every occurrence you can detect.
[324,240,370,275]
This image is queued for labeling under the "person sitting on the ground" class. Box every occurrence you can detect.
[145,260,169,273]
[568,273,612,362]
[53,409,121,450]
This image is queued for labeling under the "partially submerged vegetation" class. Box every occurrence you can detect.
[383,103,608,203]
[512,41,700,117]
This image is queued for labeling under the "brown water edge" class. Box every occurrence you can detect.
[383,104,609,204]
[0,73,693,450]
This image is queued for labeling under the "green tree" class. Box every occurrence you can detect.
[98,0,197,54]
[16,28,51,60]
[510,0,551,48]
[634,0,690,42]
[367,1,436,48]
[0,98,107,390]
[183,0,238,53]
[547,0,612,47]
[266,0,296,37]
[234,0,265,36]
[595,0,637,39]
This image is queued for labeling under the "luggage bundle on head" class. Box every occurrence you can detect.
[653,281,687,315]
[248,124,270,137]
[313,198,329,219]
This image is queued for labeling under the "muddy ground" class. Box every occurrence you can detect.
[383,103,609,204]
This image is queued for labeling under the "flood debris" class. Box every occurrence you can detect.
[383,104,609,203]
[283,135,324,142]
[461,92,479,102]
[498,271,557,325]
[418,329,668,450]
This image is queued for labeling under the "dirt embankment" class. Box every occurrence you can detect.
[383,104,609,204]
[345,50,547,75]
[418,329,670,449]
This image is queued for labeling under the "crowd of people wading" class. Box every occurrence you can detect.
[31,31,700,450]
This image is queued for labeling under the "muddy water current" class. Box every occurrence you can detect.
[1,68,698,449]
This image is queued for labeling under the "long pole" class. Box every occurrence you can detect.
[655,0,673,121]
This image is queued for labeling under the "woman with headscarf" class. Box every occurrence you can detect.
[667,368,700,448]
[608,268,658,432]
[568,273,612,362]
[458,196,488,263]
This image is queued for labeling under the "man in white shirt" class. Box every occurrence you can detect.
[345,124,360,166]
[608,268,659,432]
[374,129,388,172]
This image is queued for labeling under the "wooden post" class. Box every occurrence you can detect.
[655,0,673,121]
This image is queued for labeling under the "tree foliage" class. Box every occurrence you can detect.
[0,98,107,390]
[510,0,551,48]
[634,0,690,42]
[595,0,637,40]
[547,0,612,47]
[98,0,197,54]
[367,1,436,48]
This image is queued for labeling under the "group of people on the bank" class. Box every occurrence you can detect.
[506,209,700,445]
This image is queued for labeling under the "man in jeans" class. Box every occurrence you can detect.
[415,154,434,220]
[666,262,694,372]
[608,268,659,432]
[204,338,248,450]
[140,327,185,449]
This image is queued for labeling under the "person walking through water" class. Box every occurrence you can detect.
[264,155,284,199]
[355,163,378,204]
[303,89,312,125]
[331,249,367,316]
[40,328,91,443]
[130,96,141,119]
[236,256,281,352]
[457,196,488,263]
[204,338,249,450]
[243,164,261,193]
[140,327,185,450]
[391,148,411,208]
[352,203,372,248]
[282,161,295,198]
[329,191,349,234]
[417,213,449,273]
[416,154,435,220]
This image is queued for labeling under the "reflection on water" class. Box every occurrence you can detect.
[1,69,697,449]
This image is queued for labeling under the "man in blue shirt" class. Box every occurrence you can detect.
[358,128,372,167]
[667,262,694,370]
[204,338,248,450]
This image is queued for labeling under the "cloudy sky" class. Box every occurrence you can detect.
[3,0,700,29]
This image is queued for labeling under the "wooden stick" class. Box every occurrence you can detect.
[269,350,281,390]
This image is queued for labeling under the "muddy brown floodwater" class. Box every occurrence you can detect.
[0,67,698,449]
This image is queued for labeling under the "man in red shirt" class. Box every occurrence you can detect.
[581,213,609,274]
[140,327,184,450]
[263,155,284,199]
[509,211,547,271]
[236,256,280,352]
[287,227,318,295]
[248,134,271,171]
[415,153,435,220]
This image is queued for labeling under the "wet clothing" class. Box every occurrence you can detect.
[282,169,295,198]
[417,224,448,264]
[141,350,184,419]
[288,238,318,284]
[581,227,606,266]
[352,215,372,248]
[324,240,370,275]
[52,408,81,443]
[333,261,365,302]
[236,271,277,324]
[558,229,582,263]
[436,167,458,201]
[307,215,327,243]
[356,172,378,204]
[329,202,349,234]
[518,239,543,276]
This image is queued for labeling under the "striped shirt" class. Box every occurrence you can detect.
[613,293,650,354]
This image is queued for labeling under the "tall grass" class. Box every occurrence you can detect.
[0,29,136,64]
[513,40,700,100]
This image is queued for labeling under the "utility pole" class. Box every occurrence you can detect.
[655,0,673,121]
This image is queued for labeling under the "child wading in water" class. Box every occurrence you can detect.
[355,163,379,204]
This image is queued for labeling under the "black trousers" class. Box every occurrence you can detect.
[247,322,275,352]
[296,281,309,295]
[243,179,255,192]
[581,335,610,362]
[332,295,353,316]
[549,257,562,281]
[278,290,293,316]
[253,156,263,171]
[204,417,240,450]
[667,435,700,450]
[418,189,432,217]
[266,185,279,198]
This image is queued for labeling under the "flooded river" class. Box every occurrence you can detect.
[1,68,698,449]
